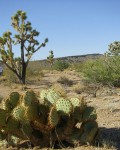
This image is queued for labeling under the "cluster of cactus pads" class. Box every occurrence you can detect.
[0,87,98,148]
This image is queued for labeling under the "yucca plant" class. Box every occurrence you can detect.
[0,10,48,84]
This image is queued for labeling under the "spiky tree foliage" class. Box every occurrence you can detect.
[105,41,120,56]
[0,10,48,84]
[47,50,54,67]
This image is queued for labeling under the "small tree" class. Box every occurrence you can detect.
[47,50,54,67]
[105,41,120,56]
[0,10,48,84]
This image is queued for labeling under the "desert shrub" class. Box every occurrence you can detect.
[71,62,85,72]
[73,83,86,94]
[3,67,18,83]
[0,95,3,103]
[57,76,73,86]
[26,67,44,78]
[53,60,69,71]
[78,56,120,87]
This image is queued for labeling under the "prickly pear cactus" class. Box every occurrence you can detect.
[0,87,99,148]
[67,128,82,146]
[21,122,33,137]
[40,89,47,100]
[23,90,37,106]
[72,107,82,122]
[12,105,26,122]
[70,97,86,121]
[2,92,20,112]
[2,98,13,112]
[80,121,98,144]
[6,116,20,132]
[25,105,38,121]
[9,92,20,108]
[48,107,59,128]
[70,97,82,107]
[46,89,60,105]
[0,108,6,127]
[55,98,73,115]
[82,107,97,121]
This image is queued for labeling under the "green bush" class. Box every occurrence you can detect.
[3,67,18,83]
[26,67,44,78]
[53,60,69,71]
[77,56,120,87]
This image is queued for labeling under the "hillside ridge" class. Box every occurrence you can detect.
[32,53,103,64]
[0,53,103,69]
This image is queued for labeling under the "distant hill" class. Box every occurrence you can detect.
[31,53,102,64]
[28,53,103,69]
[0,54,103,70]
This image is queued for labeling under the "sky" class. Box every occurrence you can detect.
[0,0,120,60]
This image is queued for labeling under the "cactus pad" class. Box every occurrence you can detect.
[21,123,33,137]
[6,117,20,132]
[38,104,49,123]
[80,121,98,144]
[0,108,6,127]
[45,89,60,105]
[38,104,49,116]
[72,107,82,122]
[40,90,47,100]
[12,105,26,121]
[55,98,73,115]
[2,99,12,112]
[23,90,37,106]
[70,97,82,107]
[68,128,82,145]
[25,105,38,121]
[48,107,59,128]
[9,92,20,108]
[82,107,97,121]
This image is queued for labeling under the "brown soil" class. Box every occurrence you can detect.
[0,70,120,150]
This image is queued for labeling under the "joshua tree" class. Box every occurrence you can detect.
[105,41,120,56]
[47,50,54,67]
[0,10,48,84]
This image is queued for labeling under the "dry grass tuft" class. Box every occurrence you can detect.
[57,76,73,86]
[51,83,67,97]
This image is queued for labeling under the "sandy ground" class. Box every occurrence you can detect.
[0,70,120,150]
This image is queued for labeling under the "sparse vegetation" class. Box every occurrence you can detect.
[3,67,18,83]
[73,83,86,94]
[57,76,73,86]
[53,60,69,71]
[75,56,120,87]
[26,67,44,78]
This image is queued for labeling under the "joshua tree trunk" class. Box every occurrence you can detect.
[21,63,26,84]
